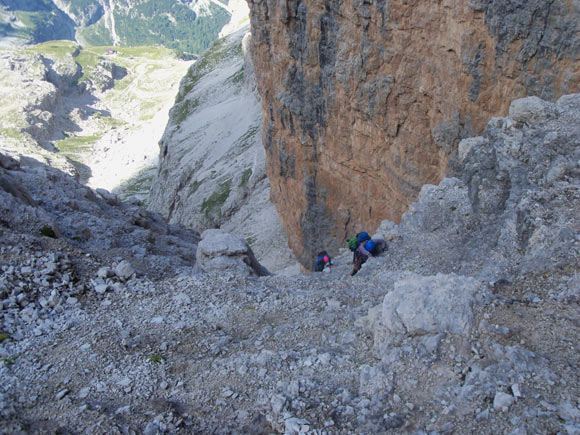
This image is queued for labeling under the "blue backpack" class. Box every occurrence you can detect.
[357,232,371,243]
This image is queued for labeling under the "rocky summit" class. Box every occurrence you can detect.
[1,93,579,433]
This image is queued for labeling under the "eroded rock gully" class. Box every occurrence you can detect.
[247,0,580,267]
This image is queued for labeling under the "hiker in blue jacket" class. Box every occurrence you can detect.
[313,250,332,272]
[350,237,388,276]
[367,238,387,256]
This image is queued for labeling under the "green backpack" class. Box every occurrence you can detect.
[348,237,359,251]
[348,232,371,251]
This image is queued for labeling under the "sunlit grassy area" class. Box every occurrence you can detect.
[0,128,26,142]
[24,40,77,58]
[53,134,102,161]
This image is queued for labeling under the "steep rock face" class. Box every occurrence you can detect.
[247,0,580,267]
[148,29,298,273]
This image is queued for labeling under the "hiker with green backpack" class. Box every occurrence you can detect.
[348,232,388,276]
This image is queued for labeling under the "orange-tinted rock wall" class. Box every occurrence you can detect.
[247,0,580,267]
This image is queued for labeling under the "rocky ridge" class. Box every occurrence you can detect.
[247,0,580,268]
[1,94,579,433]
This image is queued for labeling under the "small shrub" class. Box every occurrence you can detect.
[239,169,252,187]
[230,67,244,85]
[39,225,57,238]
[149,354,166,364]
[1,354,19,366]
[173,98,199,124]
[189,179,202,196]
[0,333,10,343]
[235,125,260,151]
[201,179,232,219]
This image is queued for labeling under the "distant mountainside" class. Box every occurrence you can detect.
[148,28,297,273]
[0,0,230,56]
[0,39,191,203]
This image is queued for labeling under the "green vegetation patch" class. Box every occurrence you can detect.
[105,45,176,60]
[25,39,78,59]
[53,134,101,159]
[0,128,26,142]
[1,354,19,366]
[15,6,74,43]
[74,49,105,82]
[229,67,244,85]
[234,124,260,152]
[172,98,199,124]
[201,179,232,219]
[0,333,10,343]
[177,37,244,101]
[139,99,166,121]
[149,354,166,364]
[39,225,56,238]
[91,111,125,129]
[239,168,252,187]
[188,179,202,196]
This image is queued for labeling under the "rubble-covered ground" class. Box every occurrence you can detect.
[1,94,579,434]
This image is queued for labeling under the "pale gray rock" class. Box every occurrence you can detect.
[458,136,488,163]
[95,188,119,206]
[359,364,393,398]
[284,417,310,435]
[114,260,135,281]
[55,389,69,400]
[173,293,191,305]
[559,402,580,422]
[494,391,515,411]
[93,282,109,295]
[115,405,131,415]
[509,96,557,125]
[195,229,269,277]
[373,273,488,348]
[143,421,160,435]
[372,220,401,242]
[97,267,112,279]
[564,424,580,435]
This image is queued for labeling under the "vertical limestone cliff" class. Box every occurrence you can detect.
[247,0,580,267]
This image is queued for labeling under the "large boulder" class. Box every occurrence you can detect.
[195,229,270,277]
[371,273,490,351]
